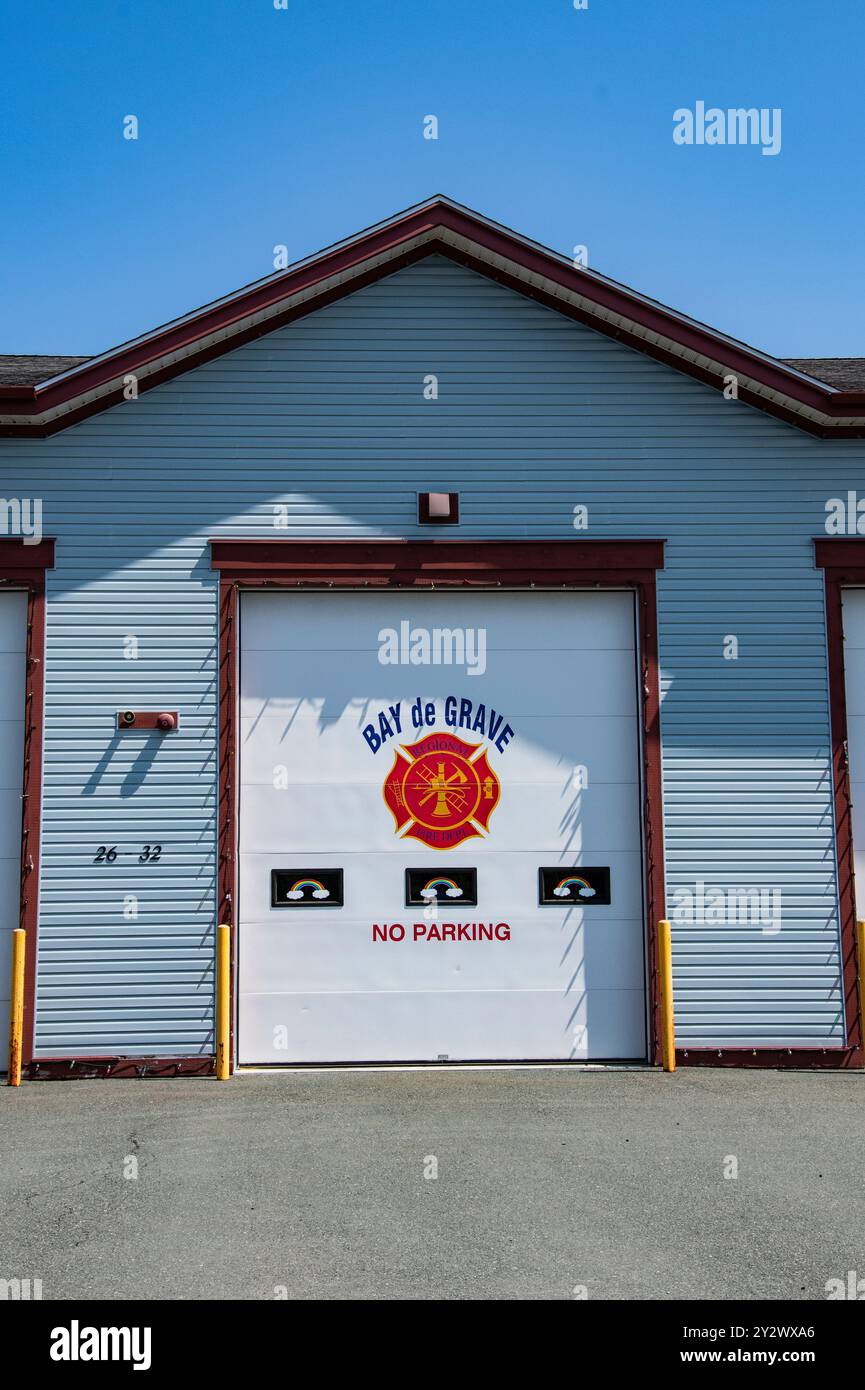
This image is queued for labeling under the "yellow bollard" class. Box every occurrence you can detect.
[7,929,25,1087]
[857,920,865,1044]
[216,924,231,1080]
[658,919,676,1073]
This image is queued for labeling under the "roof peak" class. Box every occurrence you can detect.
[1,199,864,437]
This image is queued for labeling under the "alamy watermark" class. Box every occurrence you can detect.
[50,1321,151,1370]
[0,1276,42,1299]
[669,879,782,934]
[673,102,782,157]
[826,1270,865,1299]
[378,622,487,677]
[0,497,42,544]
[825,491,865,534]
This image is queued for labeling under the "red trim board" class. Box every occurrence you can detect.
[26,1057,214,1080]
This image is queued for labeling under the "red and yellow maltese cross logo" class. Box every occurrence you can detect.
[383,731,501,849]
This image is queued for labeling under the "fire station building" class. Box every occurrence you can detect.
[1,197,865,1075]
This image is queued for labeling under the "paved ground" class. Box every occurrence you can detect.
[1,1067,863,1300]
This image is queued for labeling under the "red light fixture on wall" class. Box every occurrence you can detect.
[418,491,459,525]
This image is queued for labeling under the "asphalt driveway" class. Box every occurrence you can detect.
[1,1067,862,1300]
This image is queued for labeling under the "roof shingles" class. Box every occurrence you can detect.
[0,355,90,387]
[782,359,865,391]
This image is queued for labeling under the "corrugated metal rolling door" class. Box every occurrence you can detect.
[668,570,846,1048]
[32,581,216,1058]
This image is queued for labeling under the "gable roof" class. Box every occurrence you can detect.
[2,196,864,439]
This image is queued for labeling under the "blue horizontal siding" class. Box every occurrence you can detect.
[0,253,859,1052]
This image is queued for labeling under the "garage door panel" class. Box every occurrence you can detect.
[238,987,647,1064]
[0,926,14,1051]
[843,643,865,702]
[239,782,640,855]
[0,594,26,651]
[241,590,637,655]
[0,651,26,712]
[841,591,865,656]
[0,793,23,861]
[847,776,865,914]
[238,591,646,1063]
[239,712,639,787]
[847,715,865,750]
[0,719,25,788]
[239,650,638,720]
[0,856,20,923]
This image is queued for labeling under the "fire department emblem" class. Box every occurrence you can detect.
[383,732,501,849]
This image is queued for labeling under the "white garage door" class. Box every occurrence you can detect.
[0,592,27,1058]
[237,591,647,1063]
[842,589,865,917]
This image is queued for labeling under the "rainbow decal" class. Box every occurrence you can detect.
[420,877,464,900]
[286,878,331,901]
[553,875,596,900]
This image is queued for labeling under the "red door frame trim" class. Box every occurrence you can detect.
[210,538,668,1069]
[0,540,54,1069]
[789,537,865,1074]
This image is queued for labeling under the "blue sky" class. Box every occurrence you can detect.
[1,0,862,357]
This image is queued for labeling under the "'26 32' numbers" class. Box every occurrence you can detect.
[93,845,163,863]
